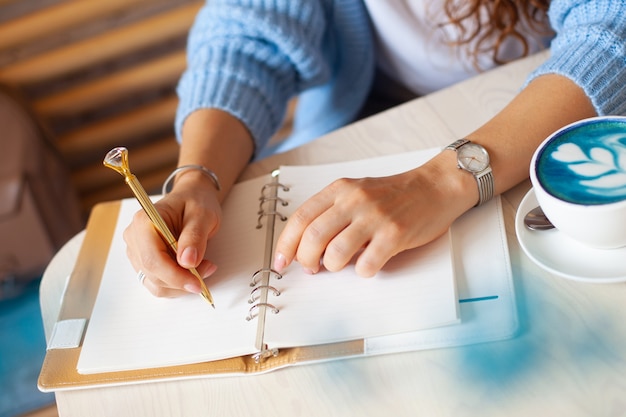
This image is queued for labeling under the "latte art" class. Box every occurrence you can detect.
[536,120,626,205]
[530,116,626,249]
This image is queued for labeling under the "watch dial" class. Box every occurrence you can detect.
[458,143,489,172]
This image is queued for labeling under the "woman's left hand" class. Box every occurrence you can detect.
[273,159,472,277]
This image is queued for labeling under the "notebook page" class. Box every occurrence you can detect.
[77,148,458,374]
[263,148,459,347]
[77,176,272,374]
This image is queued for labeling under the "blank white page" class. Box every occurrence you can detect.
[264,149,459,346]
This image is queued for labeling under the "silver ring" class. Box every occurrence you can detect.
[137,270,146,284]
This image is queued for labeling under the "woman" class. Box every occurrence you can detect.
[124,0,626,297]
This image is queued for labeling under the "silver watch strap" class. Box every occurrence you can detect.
[445,139,469,151]
[475,168,494,206]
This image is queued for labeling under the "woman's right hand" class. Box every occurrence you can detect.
[122,108,255,297]
[123,172,222,298]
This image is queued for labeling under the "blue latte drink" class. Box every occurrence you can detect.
[530,116,626,249]
[535,118,626,205]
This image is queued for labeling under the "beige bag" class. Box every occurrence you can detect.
[0,85,83,299]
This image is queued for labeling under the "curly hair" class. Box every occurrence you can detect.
[442,0,552,67]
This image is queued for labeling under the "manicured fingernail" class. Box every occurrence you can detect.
[184,283,201,294]
[274,253,287,272]
[203,263,218,278]
[180,247,197,268]
[303,267,317,275]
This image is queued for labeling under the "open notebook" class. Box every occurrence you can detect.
[39,148,518,391]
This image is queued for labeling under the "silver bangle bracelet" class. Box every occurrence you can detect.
[162,164,222,195]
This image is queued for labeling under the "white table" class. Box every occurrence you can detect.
[40,50,626,417]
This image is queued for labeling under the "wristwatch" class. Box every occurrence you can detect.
[445,139,494,206]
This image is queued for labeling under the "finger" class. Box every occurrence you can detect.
[354,229,404,278]
[141,272,190,298]
[139,260,216,298]
[177,262,217,294]
[295,208,352,273]
[322,221,372,272]
[126,239,198,290]
[124,209,163,267]
[175,201,221,269]
[123,211,160,265]
[274,189,335,271]
[124,211,200,293]
[196,259,218,279]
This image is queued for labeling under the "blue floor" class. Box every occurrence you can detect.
[0,280,55,417]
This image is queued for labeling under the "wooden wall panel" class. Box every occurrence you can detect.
[0,0,203,217]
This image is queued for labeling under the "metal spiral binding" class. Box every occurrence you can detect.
[260,182,290,195]
[248,285,281,304]
[256,184,289,229]
[259,196,289,207]
[247,170,289,362]
[250,268,282,287]
[256,211,288,229]
[246,302,280,321]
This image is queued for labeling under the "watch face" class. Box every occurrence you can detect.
[457,143,490,173]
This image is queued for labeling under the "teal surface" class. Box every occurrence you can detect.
[0,280,54,417]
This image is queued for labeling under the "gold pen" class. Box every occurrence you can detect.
[104,147,215,308]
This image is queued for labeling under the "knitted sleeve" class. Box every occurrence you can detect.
[528,0,626,116]
[175,0,332,151]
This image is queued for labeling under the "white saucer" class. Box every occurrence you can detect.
[515,189,626,283]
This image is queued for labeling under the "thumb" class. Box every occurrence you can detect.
[176,207,220,269]
[179,245,202,269]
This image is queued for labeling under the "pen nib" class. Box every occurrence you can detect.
[198,291,215,309]
[201,293,216,309]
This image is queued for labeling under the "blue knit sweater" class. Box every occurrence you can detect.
[176,0,626,158]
